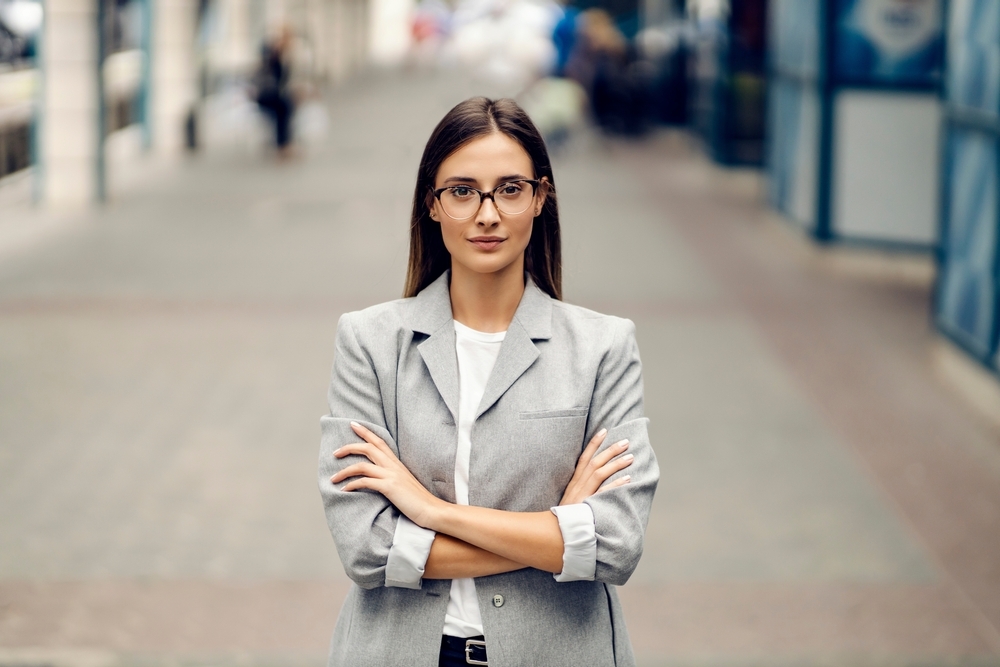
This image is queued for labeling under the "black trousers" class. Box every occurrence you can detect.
[257,91,293,148]
[439,635,488,666]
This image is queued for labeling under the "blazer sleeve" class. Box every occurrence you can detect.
[318,312,401,590]
[583,318,660,586]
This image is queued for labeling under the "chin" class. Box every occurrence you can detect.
[457,253,524,277]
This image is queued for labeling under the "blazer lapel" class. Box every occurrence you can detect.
[475,320,539,420]
[418,323,459,423]
[406,271,555,423]
[407,272,460,423]
[475,278,553,420]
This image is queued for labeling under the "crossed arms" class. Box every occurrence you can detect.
[318,313,658,589]
[331,421,632,578]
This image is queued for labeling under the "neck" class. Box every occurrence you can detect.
[449,259,525,333]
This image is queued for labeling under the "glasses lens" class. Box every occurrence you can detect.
[438,182,535,219]
[494,182,534,215]
[440,186,480,219]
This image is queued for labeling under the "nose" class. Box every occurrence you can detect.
[476,195,501,227]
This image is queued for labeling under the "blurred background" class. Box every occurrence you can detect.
[1,0,1000,666]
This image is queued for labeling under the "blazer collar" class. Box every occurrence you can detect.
[405,270,553,341]
[407,270,553,422]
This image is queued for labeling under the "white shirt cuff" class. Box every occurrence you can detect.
[550,503,597,582]
[385,515,436,589]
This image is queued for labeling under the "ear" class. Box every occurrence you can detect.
[425,190,439,221]
[534,177,550,216]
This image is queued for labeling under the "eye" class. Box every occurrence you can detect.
[499,182,523,195]
[450,186,475,198]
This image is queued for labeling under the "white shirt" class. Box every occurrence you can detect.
[384,320,597,634]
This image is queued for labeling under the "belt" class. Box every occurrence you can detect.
[440,634,488,666]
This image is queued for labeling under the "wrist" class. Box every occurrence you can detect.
[417,495,450,532]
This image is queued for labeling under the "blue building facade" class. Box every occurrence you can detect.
[766,0,944,247]
[935,0,1000,374]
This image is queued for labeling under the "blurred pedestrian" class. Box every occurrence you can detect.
[318,97,659,666]
[253,26,295,158]
[565,9,653,135]
[551,1,579,77]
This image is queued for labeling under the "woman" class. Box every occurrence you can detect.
[318,97,658,667]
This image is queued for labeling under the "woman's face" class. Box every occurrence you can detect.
[429,132,547,281]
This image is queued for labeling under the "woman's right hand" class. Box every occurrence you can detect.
[559,428,632,506]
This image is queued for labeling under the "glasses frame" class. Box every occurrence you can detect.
[430,179,541,220]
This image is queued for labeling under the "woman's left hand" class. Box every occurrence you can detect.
[559,428,633,506]
[331,422,444,529]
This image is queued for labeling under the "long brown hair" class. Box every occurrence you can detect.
[403,97,562,300]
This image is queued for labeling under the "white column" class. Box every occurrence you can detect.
[369,0,410,66]
[352,0,368,72]
[150,0,198,154]
[202,0,258,80]
[324,0,347,84]
[41,0,99,207]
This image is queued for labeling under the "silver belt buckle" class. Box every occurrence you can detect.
[465,638,488,665]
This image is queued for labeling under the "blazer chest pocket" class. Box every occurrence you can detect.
[514,408,589,471]
[519,407,589,420]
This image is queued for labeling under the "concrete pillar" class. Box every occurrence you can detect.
[202,0,259,81]
[369,0,410,66]
[41,0,100,207]
[324,0,347,84]
[150,0,198,154]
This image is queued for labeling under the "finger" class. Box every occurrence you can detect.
[342,477,383,493]
[330,461,383,484]
[334,442,380,463]
[588,439,629,471]
[594,453,633,483]
[350,421,393,455]
[578,428,607,464]
[597,475,631,493]
[573,428,608,478]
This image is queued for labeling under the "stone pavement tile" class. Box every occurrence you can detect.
[555,146,723,305]
[1,580,995,663]
[0,580,345,651]
[0,311,343,579]
[622,583,996,661]
[626,314,935,584]
[617,134,1000,645]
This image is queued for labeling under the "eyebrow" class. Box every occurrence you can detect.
[441,174,532,186]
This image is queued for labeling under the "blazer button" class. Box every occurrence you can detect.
[492,594,504,608]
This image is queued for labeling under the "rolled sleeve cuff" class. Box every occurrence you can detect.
[550,503,597,582]
[385,515,436,589]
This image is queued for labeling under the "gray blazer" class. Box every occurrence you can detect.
[318,272,659,667]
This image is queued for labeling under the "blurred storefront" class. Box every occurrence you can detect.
[0,0,40,199]
[935,0,1000,376]
[3,0,369,209]
[765,0,943,247]
[688,0,767,165]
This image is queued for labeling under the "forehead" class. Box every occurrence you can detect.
[435,132,534,184]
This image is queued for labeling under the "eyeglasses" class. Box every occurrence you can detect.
[431,180,541,220]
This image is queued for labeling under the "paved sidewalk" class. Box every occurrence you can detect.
[1,71,999,667]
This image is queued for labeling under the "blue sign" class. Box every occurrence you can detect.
[834,0,943,84]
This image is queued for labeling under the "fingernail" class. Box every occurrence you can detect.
[619,440,629,448]
[350,421,359,428]
[623,475,631,482]
[598,428,607,436]
[623,454,634,461]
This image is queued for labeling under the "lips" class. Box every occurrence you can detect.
[468,237,505,251]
